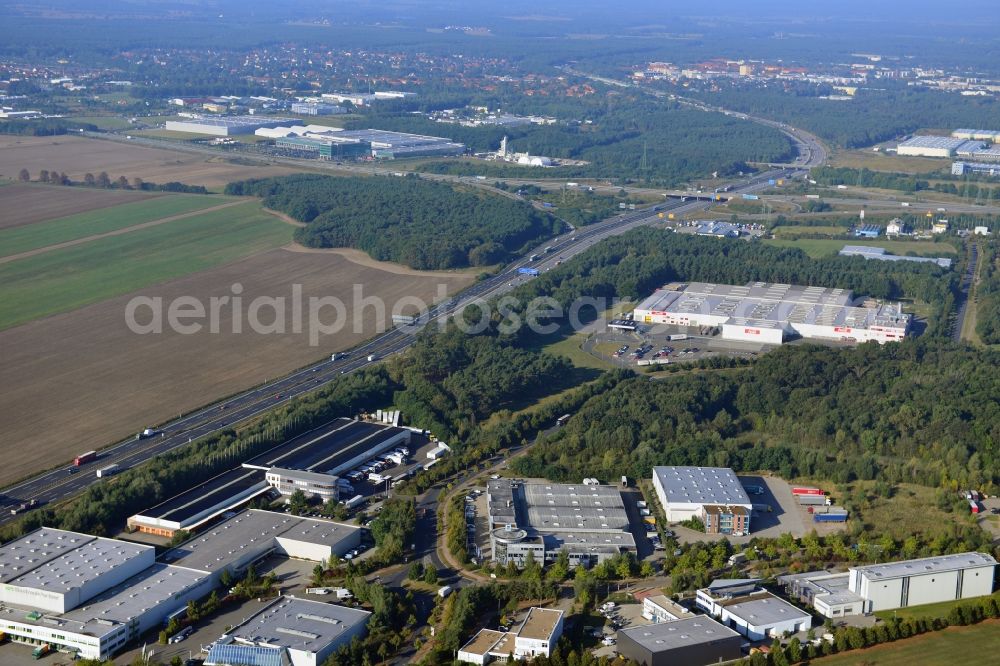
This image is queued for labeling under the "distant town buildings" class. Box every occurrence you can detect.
[291,101,346,116]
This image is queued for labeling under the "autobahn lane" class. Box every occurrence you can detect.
[953,242,980,342]
[0,155,795,523]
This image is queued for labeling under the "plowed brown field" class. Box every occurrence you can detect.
[0,247,474,485]
[0,135,301,191]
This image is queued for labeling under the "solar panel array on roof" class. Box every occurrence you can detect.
[205,643,285,666]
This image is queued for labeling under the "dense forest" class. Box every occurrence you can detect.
[685,82,1000,148]
[225,174,556,269]
[975,240,1000,344]
[349,99,794,186]
[512,342,1000,491]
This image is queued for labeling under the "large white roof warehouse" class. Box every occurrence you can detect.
[633,282,911,345]
[652,466,753,530]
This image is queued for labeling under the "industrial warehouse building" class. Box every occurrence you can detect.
[779,552,997,618]
[896,136,968,157]
[128,418,413,536]
[0,514,361,660]
[696,579,811,641]
[243,417,412,499]
[205,596,370,666]
[274,128,465,159]
[165,115,294,136]
[486,479,636,567]
[276,134,371,159]
[616,617,742,666]
[839,245,952,269]
[290,101,346,116]
[633,282,911,345]
[952,128,1000,142]
[457,607,564,663]
[163,509,360,584]
[652,466,753,536]
[126,467,270,537]
[952,161,1000,177]
[0,530,212,660]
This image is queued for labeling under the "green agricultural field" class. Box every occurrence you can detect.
[764,237,958,259]
[828,148,949,175]
[772,225,851,238]
[0,202,291,329]
[812,620,1000,666]
[67,115,134,130]
[0,195,227,257]
[874,592,1000,623]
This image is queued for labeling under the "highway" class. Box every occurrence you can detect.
[0,163,798,523]
[953,242,980,342]
[556,65,829,170]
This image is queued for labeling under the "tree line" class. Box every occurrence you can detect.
[0,118,97,136]
[225,173,557,270]
[17,168,208,193]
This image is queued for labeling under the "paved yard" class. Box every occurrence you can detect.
[976,497,1000,544]
[673,475,813,545]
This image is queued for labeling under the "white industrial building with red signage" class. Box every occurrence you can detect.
[633,282,910,345]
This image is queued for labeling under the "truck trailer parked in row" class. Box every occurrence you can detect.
[813,511,848,523]
[797,494,832,506]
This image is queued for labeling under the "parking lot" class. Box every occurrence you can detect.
[977,496,1000,543]
[581,325,773,370]
[590,600,653,659]
[339,432,440,506]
